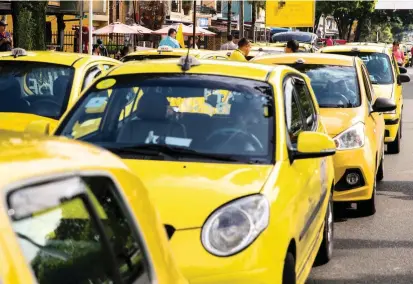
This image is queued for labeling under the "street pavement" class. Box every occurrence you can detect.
[307,68,413,284]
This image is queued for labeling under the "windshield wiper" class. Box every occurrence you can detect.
[113,144,243,162]
[106,145,176,160]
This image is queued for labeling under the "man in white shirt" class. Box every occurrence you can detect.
[220,35,237,50]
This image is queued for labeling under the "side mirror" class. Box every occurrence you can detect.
[397,62,403,67]
[398,74,410,84]
[371,97,396,113]
[293,132,336,160]
[25,120,51,135]
[399,66,407,74]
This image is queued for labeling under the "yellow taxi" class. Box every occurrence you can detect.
[0,130,187,284]
[121,46,229,62]
[0,48,119,133]
[38,57,337,283]
[252,53,396,216]
[319,44,410,153]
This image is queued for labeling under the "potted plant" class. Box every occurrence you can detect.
[182,0,192,15]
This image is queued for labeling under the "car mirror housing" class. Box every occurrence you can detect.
[398,74,410,84]
[399,66,407,74]
[292,132,336,160]
[372,97,396,113]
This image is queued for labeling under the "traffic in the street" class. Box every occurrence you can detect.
[3,0,413,284]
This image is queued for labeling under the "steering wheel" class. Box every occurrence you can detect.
[30,98,62,117]
[206,128,264,152]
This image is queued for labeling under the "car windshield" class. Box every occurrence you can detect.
[0,61,75,119]
[329,52,393,84]
[121,54,182,62]
[56,74,275,164]
[288,64,360,108]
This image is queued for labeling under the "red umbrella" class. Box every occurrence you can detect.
[93,22,139,35]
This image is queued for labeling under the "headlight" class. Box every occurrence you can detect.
[201,195,269,256]
[334,122,365,150]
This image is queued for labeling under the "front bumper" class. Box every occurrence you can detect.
[333,147,375,202]
[384,113,400,143]
[169,228,283,284]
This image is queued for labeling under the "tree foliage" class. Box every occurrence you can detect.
[11,1,48,50]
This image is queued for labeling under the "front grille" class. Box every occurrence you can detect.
[164,224,176,240]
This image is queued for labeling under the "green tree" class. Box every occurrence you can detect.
[11,1,48,50]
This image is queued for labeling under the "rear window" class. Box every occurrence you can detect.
[0,61,74,119]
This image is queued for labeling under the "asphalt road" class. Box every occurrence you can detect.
[307,69,413,283]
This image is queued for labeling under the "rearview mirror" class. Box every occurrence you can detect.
[371,97,396,113]
[25,120,51,136]
[399,66,407,74]
[293,132,336,160]
[398,74,410,84]
[205,94,219,108]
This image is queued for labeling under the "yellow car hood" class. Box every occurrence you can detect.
[123,159,273,229]
[0,113,57,132]
[372,84,393,99]
[320,107,364,136]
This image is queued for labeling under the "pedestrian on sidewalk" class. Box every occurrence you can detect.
[285,40,299,53]
[229,38,251,62]
[220,35,237,50]
[97,38,108,57]
[326,36,334,46]
[159,28,180,48]
[393,41,405,66]
[0,20,12,52]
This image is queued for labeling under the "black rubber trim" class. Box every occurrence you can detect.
[385,118,399,125]
[299,189,328,241]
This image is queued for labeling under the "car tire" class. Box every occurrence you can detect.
[282,252,296,284]
[387,127,401,154]
[377,156,384,182]
[315,193,334,266]
[358,176,376,216]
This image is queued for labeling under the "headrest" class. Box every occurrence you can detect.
[137,93,168,120]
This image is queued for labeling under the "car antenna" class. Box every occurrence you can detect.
[181,40,191,72]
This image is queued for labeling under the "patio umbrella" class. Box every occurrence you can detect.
[188,25,216,37]
[93,22,140,35]
[152,24,205,36]
[131,23,153,34]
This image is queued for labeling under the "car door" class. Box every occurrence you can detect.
[284,76,321,271]
[360,64,384,164]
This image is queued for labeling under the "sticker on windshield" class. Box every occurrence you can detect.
[86,97,107,108]
[96,78,116,90]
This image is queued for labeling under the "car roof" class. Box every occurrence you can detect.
[0,51,118,66]
[0,130,127,189]
[107,58,283,81]
[124,48,214,57]
[252,53,355,67]
[320,44,389,54]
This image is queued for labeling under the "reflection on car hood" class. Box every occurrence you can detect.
[0,113,57,132]
[320,107,364,136]
[123,159,273,229]
[372,84,393,99]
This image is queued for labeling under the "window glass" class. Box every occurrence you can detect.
[0,61,74,119]
[294,80,316,130]
[285,78,304,145]
[57,74,275,164]
[103,64,114,71]
[332,52,394,84]
[361,65,374,103]
[8,176,150,284]
[82,66,102,90]
[287,64,360,108]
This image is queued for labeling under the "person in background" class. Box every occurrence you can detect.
[221,35,238,50]
[0,20,12,52]
[97,39,108,57]
[393,41,405,66]
[410,45,413,67]
[188,36,198,49]
[92,44,100,56]
[229,38,251,62]
[159,28,180,48]
[285,40,299,53]
[326,36,334,46]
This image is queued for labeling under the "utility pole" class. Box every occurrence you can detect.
[239,0,244,38]
[193,0,196,48]
[88,0,93,55]
[79,0,83,53]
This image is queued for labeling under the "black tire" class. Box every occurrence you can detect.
[377,156,384,182]
[315,194,334,266]
[282,252,296,284]
[358,177,376,216]
[387,127,401,154]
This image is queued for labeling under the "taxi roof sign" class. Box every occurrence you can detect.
[158,45,174,52]
[295,58,305,64]
[11,48,27,58]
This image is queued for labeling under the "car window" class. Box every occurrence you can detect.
[361,65,374,103]
[82,66,102,90]
[8,175,151,284]
[56,74,275,165]
[285,77,304,146]
[286,64,360,108]
[293,78,316,131]
[0,61,75,119]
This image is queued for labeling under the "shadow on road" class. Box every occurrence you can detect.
[334,238,413,249]
[377,181,413,201]
[307,273,413,284]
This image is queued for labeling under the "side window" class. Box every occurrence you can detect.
[82,65,102,90]
[361,65,374,103]
[293,78,317,131]
[285,77,304,146]
[8,175,151,284]
[103,64,114,71]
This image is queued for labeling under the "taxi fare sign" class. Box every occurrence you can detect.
[266,0,316,28]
